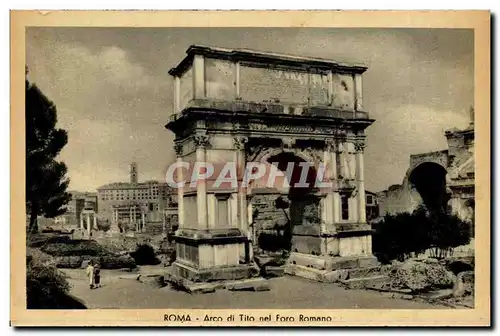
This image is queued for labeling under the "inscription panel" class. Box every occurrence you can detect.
[239,65,329,106]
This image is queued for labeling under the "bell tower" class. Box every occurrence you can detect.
[130,162,138,184]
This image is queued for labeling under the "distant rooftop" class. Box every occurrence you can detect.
[97,180,168,190]
[169,44,368,77]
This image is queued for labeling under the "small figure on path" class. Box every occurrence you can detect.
[86,260,95,289]
[94,262,101,288]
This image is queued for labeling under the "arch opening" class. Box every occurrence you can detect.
[252,151,319,253]
[409,162,449,214]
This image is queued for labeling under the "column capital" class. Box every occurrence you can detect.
[233,135,248,150]
[354,140,366,153]
[174,143,183,157]
[194,133,210,149]
[324,139,338,152]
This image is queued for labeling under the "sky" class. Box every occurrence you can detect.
[26,28,474,193]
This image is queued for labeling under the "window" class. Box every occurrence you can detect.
[341,194,349,220]
[366,195,373,205]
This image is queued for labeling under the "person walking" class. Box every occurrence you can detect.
[85,260,95,289]
[93,262,101,288]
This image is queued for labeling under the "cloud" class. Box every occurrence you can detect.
[365,104,471,191]
[27,42,174,191]
[26,28,473,193]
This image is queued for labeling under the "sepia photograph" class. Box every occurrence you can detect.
[11,10,490,326]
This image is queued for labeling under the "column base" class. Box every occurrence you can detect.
[287,252,379,271]
[171,260,260,283]
[172,228,257,283]
[285,253,380,283]
[291,223,373,257]
[286,223,379,283]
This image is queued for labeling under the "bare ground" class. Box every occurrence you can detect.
[62,267,453,309]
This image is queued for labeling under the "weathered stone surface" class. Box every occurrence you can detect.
[356,256,380,269]
[226,278,270,292]
[200,287,216,294]
[424,258,439,264]
[254,256,274,268]
[341,275,390,290]
[291,236,323,256]
[172,261,260,283]
[417,289,453,300]
[264,266,285,278]
[139,274,166,288]
[288,252,327,270]
[253,283,271,292]
[453,271,474,297]
[284,264,326,282]
[323,269,349,283]
[348,266,381,279]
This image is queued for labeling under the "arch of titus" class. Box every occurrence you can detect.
[166,45,377,283]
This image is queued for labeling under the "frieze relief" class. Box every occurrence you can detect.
[249,123,315,133]
[301,147,323,165]
[247,123,354,136]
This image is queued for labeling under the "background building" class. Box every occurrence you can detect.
[97,163,177,233]
[377,109,474,224]
[53,191,98,229]
[365,190,379,221]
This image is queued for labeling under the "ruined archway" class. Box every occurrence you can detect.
[409,162,449,214]
[166,45,376,285]
[251,151,319,253]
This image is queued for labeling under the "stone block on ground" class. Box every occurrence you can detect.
[226,278,270,292]
[341,275,390,290]
[253,283,271,292]
[322,269,349,283]
[356,256,380,269]
[453,271,474,297]
[424,258,439,264]
[417,289,453,300]
[119,274,142,281]
[263,266,285,278]
[284,264,326,282]
[138,274,166,288]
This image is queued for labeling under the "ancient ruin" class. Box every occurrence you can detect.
[165,45,376,286]
[378,109,475,224]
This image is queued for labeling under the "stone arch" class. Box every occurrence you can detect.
[252,146,318,166]
[249,147,320,253]
[408,161,449,213]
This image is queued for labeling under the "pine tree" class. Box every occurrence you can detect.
[26,72,71,233]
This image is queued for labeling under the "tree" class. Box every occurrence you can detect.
[26,74,71,233]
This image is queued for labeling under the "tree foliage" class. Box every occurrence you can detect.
[372,204,472,263]
[26,76,71,232]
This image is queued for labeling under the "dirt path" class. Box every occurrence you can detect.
[63,268,451,309]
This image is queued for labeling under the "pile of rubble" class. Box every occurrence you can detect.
[356,256,474,308]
